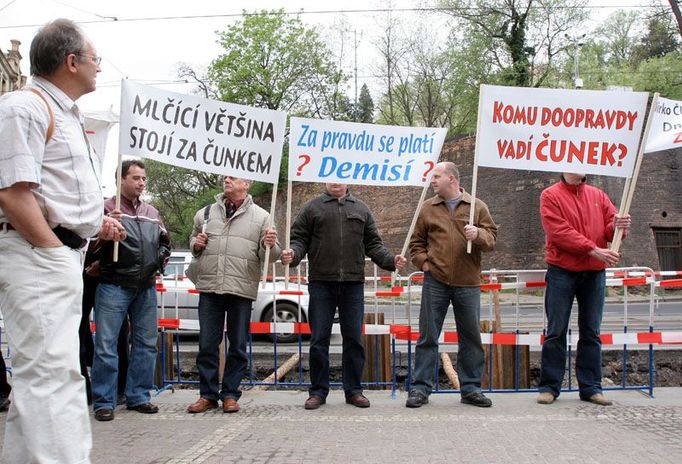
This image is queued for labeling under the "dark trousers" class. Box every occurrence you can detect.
[0,355,10,398]
[539,265,606,398]
[196,292,252,401]
[411,272,484,396]
[308,281,365,399]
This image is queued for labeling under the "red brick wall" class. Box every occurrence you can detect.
[257,137,682,272]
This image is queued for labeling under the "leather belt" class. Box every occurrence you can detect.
[2,223,87,250]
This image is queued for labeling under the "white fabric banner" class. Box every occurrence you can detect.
[644,96,682,153]
[118,80,287,183]
[476,84,649,178]
[84,110,118,159]
[288,117,447,186]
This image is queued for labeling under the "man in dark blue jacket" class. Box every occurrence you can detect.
[90,160,170,421]
[281,183,406,409]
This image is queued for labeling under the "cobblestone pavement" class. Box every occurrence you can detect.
[1,388,681,463]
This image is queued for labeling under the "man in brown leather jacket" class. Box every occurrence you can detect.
[407,161,497,409]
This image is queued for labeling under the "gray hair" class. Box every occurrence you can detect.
[30,18,85,77]
[441,161,460,182]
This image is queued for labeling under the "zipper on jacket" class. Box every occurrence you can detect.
[136,218,144,284]
[338,200,344,281]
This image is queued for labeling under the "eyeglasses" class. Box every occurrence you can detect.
[76,53,102,65]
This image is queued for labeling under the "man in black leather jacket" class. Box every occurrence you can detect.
[90,160,170,422]
[281,183,406,409]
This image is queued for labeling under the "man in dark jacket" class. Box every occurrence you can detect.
[90,160,170,421]
[281,183,406,409]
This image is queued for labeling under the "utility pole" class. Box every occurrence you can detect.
[354,29,359,106]
[669,0,682,39]
[565,33,586,88]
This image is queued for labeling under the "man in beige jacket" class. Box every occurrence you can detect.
[185,176,280,414]
[406,162,497,409]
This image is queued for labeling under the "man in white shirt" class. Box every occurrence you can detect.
[0,18,125,464]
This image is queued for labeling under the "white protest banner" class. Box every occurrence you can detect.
[119,80,287,183]
[476,84,649,178]
[84,110,118,158]
[644,96,682,153]
[288,117,447,186]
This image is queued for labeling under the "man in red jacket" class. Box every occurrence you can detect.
[537,173,631,406]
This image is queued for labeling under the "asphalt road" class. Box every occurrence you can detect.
[355,300,682,330]
[175,300,682,354]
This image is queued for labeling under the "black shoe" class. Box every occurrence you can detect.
[94,408,114,421]
[461,392,492,408]
[116,394,126,406]
[126,402,159,414]
[0,396,10,412]
[405,390,429,408]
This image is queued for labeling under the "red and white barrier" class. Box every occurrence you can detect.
[155,317,682,347]
[156,274,682,296]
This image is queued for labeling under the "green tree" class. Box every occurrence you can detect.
[438,0,588,87]
[554,7,682,96]
[592,9,641,67]
[555,10,642,90]
[374,7,405,125]
[632,13,680,64]
[147,10,346,247]
[632,51,682,99]
[143,161,221,249]
[356,84,374,123]
[209,10,344,115]
[375,19,480,136]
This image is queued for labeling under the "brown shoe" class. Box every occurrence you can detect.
[187,397,219,413]
[304,395,326,410]
[223,398,240,413]
[581,393,612,406]
[345,393,370,408]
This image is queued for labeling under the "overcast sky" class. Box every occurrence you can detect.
[0,0,652,195]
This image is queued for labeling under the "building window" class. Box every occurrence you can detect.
[652,227,682,271]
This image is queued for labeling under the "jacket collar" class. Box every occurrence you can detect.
[215,193,252,211]
[432,188,471,205]
[322,190,356,203]
[120,193,142,211]
[559,174,586,195]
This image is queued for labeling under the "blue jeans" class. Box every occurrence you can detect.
[539,265,606,398]
[412,272,484,396]
[196,293,252,401]
[91,283,158,410]
[308,281,365,399]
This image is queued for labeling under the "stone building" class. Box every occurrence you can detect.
[271,136,682,273]
[0,39,25,95]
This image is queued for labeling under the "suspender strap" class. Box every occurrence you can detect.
[23,87,55,143]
